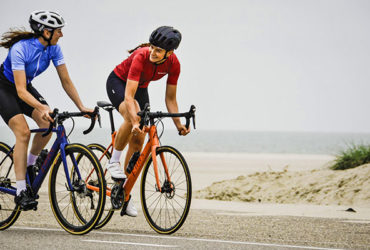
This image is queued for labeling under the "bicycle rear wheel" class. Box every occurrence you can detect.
[141,146,192,234]
[87,143,114,229]
[0,142,21,230]
[49,143,106,235]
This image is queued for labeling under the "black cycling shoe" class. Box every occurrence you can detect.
[14,190,38,211]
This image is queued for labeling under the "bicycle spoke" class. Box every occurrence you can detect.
[150,194,163,220]
[147,193,162,211]
[145,190,158,200]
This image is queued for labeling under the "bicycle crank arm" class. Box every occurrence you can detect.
[120,195,132,216]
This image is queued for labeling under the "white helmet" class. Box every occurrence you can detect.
[29,10,65,33]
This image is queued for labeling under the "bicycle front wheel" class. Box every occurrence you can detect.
[0,142,21,230]
[141,146,192,234]
[49,143,106,235]
[87,143,114,229]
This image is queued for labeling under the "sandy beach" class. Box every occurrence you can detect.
[180,152,370,220]
[194,160,370,206]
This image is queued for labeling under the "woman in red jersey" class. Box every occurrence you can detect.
[105,26,190,216]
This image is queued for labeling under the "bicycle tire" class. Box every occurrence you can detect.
[0,142,21,230]
[141,145,192,234]
[49,143,106,235]
[87,143,114,229]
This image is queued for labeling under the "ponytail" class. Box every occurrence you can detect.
[0,28,38,49]
[128,43,150,54]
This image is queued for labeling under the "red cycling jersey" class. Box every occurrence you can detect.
[113,47,180,88]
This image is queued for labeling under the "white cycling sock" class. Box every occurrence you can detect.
[16,180,27,196]
[110,148,123,163]
[27,152,38,166]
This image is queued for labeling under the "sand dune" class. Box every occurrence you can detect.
[194,164,370,206]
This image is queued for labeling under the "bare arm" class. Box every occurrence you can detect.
[13,70,53,122]
[124,79,142,132]
[165,84,190,135]
[56,64,92,112]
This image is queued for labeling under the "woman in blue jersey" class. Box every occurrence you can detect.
[0,11,93,210]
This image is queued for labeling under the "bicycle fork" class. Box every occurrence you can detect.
[124,126,172,200]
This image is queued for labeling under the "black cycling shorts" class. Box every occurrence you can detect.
[106,71,149,111]
[0,68,48,124]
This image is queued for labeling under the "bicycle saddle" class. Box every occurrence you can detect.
[97,101,114,110]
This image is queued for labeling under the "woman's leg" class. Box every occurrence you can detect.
[123,133,145,170]
[8,114,30,182]
[116,101,144,217]
[8,114,38,209]
[115,99,145,167]
[28,108,52,157]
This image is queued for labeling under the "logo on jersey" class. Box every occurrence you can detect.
[56,59,65,66]
[157,72,167,75]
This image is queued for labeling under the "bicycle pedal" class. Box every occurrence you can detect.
[20,202,38,211]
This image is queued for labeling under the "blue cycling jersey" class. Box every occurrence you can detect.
[2,38,65,84]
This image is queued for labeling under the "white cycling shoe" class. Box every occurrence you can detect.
[106,162,126,179]
[126,198,138,217]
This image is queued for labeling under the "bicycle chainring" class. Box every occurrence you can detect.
[111,183,125,209]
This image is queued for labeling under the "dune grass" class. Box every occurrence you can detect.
[331,144,370,170]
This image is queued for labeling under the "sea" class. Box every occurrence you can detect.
[1,125,370,155]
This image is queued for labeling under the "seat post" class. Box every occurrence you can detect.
[108,109,115,134]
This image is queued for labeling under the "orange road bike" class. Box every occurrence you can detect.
[87,101,196,234]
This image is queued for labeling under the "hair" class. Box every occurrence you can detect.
[0,28,38,49]
[128,43,151,54]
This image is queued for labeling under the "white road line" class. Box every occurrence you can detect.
[11,226,343,250]
[93,231,342,250]
[82,239,177,248]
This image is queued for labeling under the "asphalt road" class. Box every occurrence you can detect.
[1,195,369,250]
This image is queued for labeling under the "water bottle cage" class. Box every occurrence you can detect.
[35,149,49,172]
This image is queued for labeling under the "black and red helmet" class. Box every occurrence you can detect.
[149,26,182,51]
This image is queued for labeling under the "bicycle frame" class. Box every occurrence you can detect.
[0,124,81,196]
[123,125,170,201]
[87,124,171,202]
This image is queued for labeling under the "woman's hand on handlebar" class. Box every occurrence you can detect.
[80,106,95,118]
[39,104,54,123]
[177,124,190,136]
[131,122,145,135]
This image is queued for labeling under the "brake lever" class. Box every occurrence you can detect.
[180,105,196,135]
[189,105,196,129]
[139,104,150,130]
[83,106,99,135]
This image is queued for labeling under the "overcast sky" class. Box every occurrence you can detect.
[1,0,370,133]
